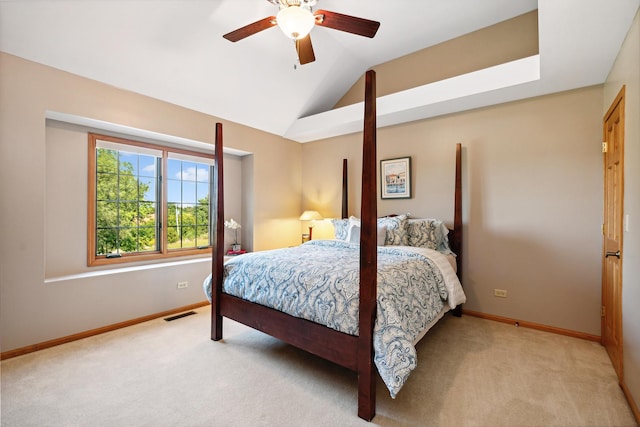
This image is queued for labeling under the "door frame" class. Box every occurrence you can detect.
[601,85,625,380]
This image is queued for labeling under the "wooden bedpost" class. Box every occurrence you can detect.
[358,69,377,421]
[452,142,463,317]
[342,158,348,219]
[211,123,225,341]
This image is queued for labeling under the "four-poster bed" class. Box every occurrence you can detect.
[208,70,464,421]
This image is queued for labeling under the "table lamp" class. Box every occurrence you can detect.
[299,210,322,241]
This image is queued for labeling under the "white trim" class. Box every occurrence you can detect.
[168,151,215,165]
[96,138,163,158]
[45,111,251,157]
[44,257,211,283]
[285,55,541,142]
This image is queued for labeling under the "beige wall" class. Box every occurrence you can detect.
[604,8,640,418]
[0,52,302,352]
[335,11,538,108]
[304,86,605,336]
[2,12,639,414]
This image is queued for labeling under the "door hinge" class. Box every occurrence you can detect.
[601,305,606,317]
[602,141,608,153]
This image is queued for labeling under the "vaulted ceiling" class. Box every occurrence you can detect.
[1,0,638,142]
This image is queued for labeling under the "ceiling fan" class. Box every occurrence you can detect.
[223,0,380,65]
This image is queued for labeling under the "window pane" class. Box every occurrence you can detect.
[139,201,157,227]
[138,226,157,252]
[119,152,137,176]
[182,182,196,204]
[167,226,180,249]
[96,173,118,201]
[196,204,209,226]
[181,161,197,181]
[94,141,161,258]
[167,158,181,180]
[119,202,138,227]
[181,204,196,225]
[119,228,138,253]
[167,180,181,203]
[96,201,118,228]
[196,182,209,202]
[118,176,139,202]
[196,226,210,247]
[97,149,118,173]
[196,166,209,183]
[96,228,118,256]
[139,178,156,202]
[181,226,196,248]
[138,155,157,178]
[167,203,179,227]
[167,158,211,251]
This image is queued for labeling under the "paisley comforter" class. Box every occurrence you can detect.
[203,239,466,398]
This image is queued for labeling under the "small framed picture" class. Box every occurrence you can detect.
[380,157,411,199]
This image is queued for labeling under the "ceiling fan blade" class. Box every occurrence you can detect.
[314,10,380,38]
[223,16,277,42]
[295,35,316,65]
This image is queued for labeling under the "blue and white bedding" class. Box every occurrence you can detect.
[203,239,466,398]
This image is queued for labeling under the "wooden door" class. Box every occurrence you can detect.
[602,86,625,380]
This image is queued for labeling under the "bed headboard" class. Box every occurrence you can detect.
[338,142,462,288]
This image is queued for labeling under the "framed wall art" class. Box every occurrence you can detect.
[380,156,411,199]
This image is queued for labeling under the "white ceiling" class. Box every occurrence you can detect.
[1,0,638,143]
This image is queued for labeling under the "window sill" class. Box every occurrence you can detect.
[44,257,210,284]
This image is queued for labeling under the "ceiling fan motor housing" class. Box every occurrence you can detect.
[268,0,317,8]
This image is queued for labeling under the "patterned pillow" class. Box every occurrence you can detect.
[376,214,409,246]
[331,218,349,241]
[407,218,451,253]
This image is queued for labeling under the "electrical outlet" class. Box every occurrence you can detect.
[177,281,189,289]
[494,288,508,298]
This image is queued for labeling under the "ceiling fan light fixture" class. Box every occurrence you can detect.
[277,6,315,40]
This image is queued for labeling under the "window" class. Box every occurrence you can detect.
[88,133,214,265]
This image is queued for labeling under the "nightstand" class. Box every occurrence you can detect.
[224,252,248,263]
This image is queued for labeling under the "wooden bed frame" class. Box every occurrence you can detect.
[210,70,463,421]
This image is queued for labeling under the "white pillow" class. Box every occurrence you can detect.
[346,217,387,246]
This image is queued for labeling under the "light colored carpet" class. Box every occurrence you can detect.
[1,305,636,427]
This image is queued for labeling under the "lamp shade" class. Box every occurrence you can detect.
[299,210,322,221]
[277,6,315,40]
